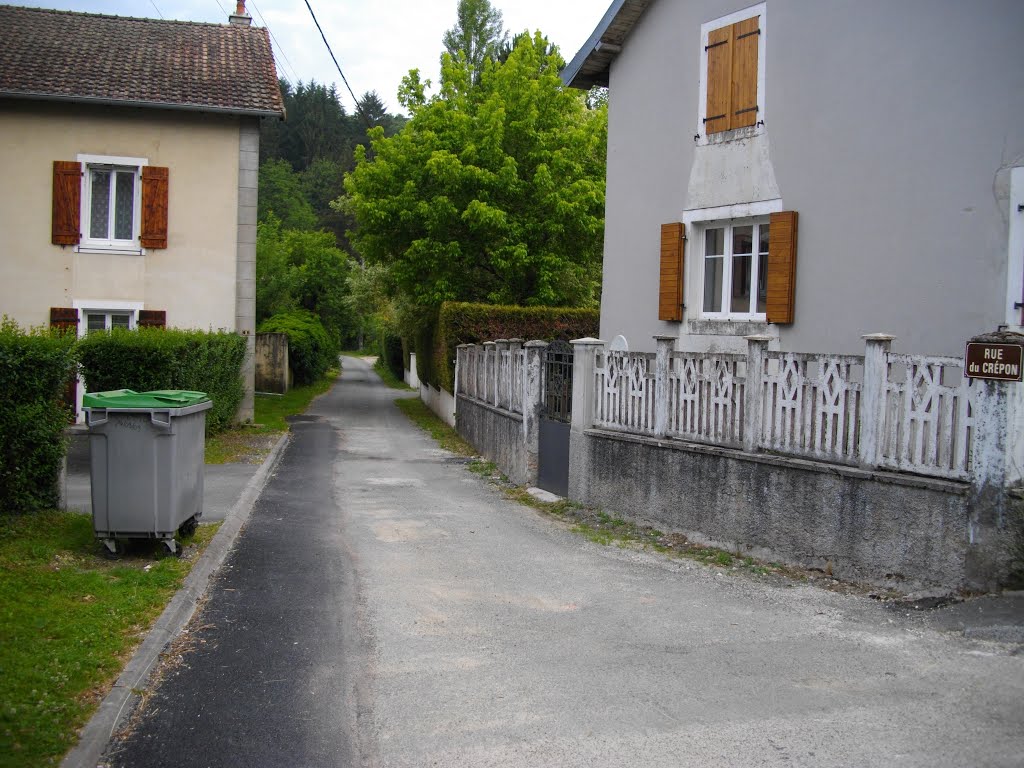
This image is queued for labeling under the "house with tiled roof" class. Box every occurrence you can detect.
[0,1,284,420]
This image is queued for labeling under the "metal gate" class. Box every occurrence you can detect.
[537,341,573,497]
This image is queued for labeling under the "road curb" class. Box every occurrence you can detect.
[61,431,291,768]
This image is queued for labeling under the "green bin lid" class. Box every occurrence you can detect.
[82,389,210,409]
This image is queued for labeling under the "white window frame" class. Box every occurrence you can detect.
[695,2,767,146]
[684,199,782,322]
[76,154,148,255]
[1006,167,1024,329]
[71,299,144,420]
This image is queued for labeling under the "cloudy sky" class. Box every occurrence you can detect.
[18,0,610,113]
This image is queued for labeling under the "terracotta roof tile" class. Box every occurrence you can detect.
[0,4,284,116]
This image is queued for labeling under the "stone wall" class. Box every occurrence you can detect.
[456,396,530,486]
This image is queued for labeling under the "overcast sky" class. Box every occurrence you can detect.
[18,0,610,113]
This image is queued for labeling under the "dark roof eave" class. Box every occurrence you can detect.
[560,0,651,90]
[0,90,284,119]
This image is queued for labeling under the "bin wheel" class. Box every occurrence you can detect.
[178,516,199,538]
[162,538,180,557]
[102,538,125,559]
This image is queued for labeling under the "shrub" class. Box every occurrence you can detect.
[379,334,404,382]
[425,302,600,391]
[0,318,76,514]
[258,310,337,386]
[77,328,246,434]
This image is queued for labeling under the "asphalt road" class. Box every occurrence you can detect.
[104,357,1024,767]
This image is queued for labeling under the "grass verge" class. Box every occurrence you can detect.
[0,512,219,767]
[205,368,338,464]
[372,358,412,390]
[393,397,477,457]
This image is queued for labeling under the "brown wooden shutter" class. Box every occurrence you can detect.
[731,16,760,129]
[659,223,685,322]
[705,26,733,134]
[52,161,82,245]
[49,306,79,332]
[140,166,169,249]
[138,310,167,328]
[766,211,798,324]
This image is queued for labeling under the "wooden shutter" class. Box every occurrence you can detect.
[704,16,760,135]
[766,211,798,324]
[704,26,733,134]
[659,223,685,322]
[52,161,82,245]
[138,310,167,328]
[731,16,760,129]
[49,306,79,332]
[140,166,169,249]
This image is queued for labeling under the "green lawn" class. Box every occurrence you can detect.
[204,368,338,464]
[0,513,218,767]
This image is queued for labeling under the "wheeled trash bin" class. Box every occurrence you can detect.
[83,389,212,555]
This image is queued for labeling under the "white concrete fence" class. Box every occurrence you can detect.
[456,333,1021,488]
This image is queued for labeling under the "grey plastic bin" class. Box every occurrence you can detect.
[83,390,212,555]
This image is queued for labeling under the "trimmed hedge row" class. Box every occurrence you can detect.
[257,310,337,386]
[0,319,76,514]
[426,302,600,391]
[379,334,404,382]
[77,328,246,434]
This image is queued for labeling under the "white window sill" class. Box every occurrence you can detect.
[689,319,772,337]
[697,124,764,147]
[75,245,144,256]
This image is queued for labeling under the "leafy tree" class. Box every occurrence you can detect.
[342,32,607,311]
[258,159,318,231]
[442,0,507,87]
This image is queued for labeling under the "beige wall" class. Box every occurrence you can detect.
[0,101,240,331]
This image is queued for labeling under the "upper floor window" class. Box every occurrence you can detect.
[698,4,765,140]
[82,158,143,249]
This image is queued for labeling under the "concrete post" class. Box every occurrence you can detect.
[964,331,1024,588]
[495,339,510,410]
[859,334,896,468]
[744,335,772,453]
[483,342,496,406]
[508,339,524,412]
[571,338,605,435]
[653,336,675,437]
[455,344,469,403]
[523,341,547,485]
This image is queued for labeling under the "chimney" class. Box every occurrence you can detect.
[229,0,251,26]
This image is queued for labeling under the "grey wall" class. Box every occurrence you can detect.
[600,0,1024,357]
[456,396,531,487]
[570,429,984,590]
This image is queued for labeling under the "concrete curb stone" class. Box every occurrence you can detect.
[61,432,291,768]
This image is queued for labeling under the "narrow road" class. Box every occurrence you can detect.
[106,357,1024,767]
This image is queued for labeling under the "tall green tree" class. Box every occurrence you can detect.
[342,32,607,311]
[442,0,507,86]
[258,159,318,231]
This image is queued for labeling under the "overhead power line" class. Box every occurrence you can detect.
[301,0,372,127]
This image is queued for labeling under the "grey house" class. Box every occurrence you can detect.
[562,0,1024,357]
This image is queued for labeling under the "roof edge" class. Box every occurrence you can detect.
[560,0,651,90]
[0,90,284,119]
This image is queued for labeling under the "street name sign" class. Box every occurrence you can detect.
[965,342,1023,381]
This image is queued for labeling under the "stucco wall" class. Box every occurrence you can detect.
[600,0,1024,357]
[455,396,530,486]
[570,428,979,590]
[0,101,240,332]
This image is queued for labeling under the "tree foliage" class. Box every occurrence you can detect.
[342,32,607,313]
[442,0,507,87]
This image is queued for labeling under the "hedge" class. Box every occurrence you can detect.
[258,310,337,386]
[379,334,404,382]
[426,302,600,392]
[0,319,76,514]
[77,328,246,434]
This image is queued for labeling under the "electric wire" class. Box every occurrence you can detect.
[301,0,372,126]
[149,0,164,19]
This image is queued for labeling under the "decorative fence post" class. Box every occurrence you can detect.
[455,344,466,403]
[507,339,523,413]
[523,340,547,485]
[653,336,675,437]
[744,335,772,453]
[483,341,496,406]
[859,333,896,468]
[571,338,605,435]
[495,337,512,409]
